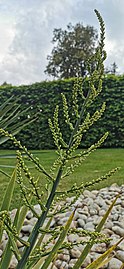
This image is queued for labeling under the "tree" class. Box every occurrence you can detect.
[45,23,98,79]
[105,62,118,75]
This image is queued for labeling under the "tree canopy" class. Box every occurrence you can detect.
[45,22,98,79]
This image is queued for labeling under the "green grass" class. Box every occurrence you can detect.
[0,148,123,209]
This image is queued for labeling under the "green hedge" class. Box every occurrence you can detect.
[0,74,123,149]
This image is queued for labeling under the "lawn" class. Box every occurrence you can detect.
[0,148,123,209]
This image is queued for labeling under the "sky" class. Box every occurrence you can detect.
[0,0,124,85]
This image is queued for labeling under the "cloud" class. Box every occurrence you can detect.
[0,0,124,85]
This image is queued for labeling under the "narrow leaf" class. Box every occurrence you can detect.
[32,257,46,269]
[28,212,57,269]
[72,194,120,269]
[0,168,16,211]
[40,210,75,269]
[0,169,16,243]
[86,238,124,269]
[0,207,21,269]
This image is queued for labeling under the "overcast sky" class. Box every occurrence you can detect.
[0,0,124,85]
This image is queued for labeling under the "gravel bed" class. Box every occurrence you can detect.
[0,183,124,268]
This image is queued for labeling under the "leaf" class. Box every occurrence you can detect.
[0,169,16,243]
[0,117,36,145]
[85,238,124,269]
[0,169,16,211]
[16,205,30,234]
[28,211,57,269]
[72,194,120,269]
[40,210,75,269]
[0,169,11,178]
[32,257,47,269]
[0,207,20,269]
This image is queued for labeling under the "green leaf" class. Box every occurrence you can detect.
[85,237,124,269]
[0,169,16,243]
[72,194,120,269]
[0,169,16,211]
[27,212,57,269]
[0,169,11,178]
[32,257,46,269]
[40,210,75,269]
[0,207,20,269]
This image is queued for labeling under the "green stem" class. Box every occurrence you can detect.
[16,89,91,269]
[16,167,63,269]
[68,89,90,149]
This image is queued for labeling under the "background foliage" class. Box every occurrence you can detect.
[0,74,123,149]
[45,22,98,78]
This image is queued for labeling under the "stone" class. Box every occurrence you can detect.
[112,226,124,237]
[84,197,94,206]
[84,222,95,231]
[109,184,121,192]
[83,190,96,199]
[104,221,113,229]
[99,209,106,216]
[118,241,124,251]
[77,218,85,228]
[82,255,91,267]
[29,217,37,226]
[121,201,124,207]
[55,259,62,268]
[10,208,17,222]
[70,248,81,258]
[21,224,33,233]
[60,261,68,269]
[50,219,56,227]
[0,249,3,257]
[33,204,42,215]
[91,190,98,195]
[95,197,107,207]
[89,208,97,215]
[91,243,106,253]
[66,196,75,203]
[9,255,18,268]
[0,239,8,251]
[68,234,79,243]
[26,210,33,219]
[108,257,122,269]
[93,216,103,225]
[116,250,124,262]
[48,266,57,269]
[73,200,83,208]
[76,212,87,220]
[111,213,119,221]
[68,258,77,268]
[58,253,70,262]
[102,228,114,236]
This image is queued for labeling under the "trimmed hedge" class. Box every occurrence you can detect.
[0,74,123,149]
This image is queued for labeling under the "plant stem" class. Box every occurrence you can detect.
[16,88,91,268]
[16,167,63,269]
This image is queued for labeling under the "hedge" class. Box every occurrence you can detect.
[0,74,123,149]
